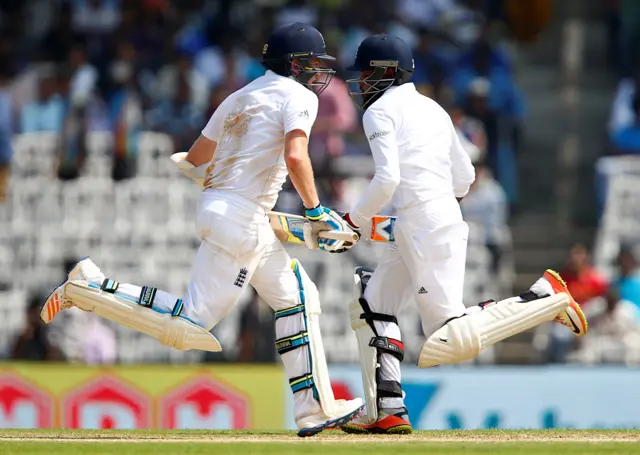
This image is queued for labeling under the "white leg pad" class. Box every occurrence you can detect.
[65,281,222,352]
[418,293,570,368]
[292,260,363,419]
[349,269,379,425]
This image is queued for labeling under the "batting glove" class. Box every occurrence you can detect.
[303,204,354,252]
[328,213,361,254]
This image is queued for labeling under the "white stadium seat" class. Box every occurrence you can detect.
[1,131,515,363]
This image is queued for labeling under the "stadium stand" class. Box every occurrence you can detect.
[0,131,510,363]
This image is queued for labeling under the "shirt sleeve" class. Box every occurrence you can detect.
[350,108,401,228]
[201,103,226,142]
[449,116,476,198]
[283,89,318,138]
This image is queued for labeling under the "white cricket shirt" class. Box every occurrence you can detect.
[201,70,318,211]
[350,83,476,227]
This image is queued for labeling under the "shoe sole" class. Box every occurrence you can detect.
[297,405,365,438]
[340,423,413,435]
[381,424,413,435]
[340,415,413,435]
[544,269,588,336]
[340,423,370,434]
[41,288,63,323]
[40,257,89,324]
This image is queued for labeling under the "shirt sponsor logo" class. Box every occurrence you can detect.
[298,110,309,119]
[368,131,389,141]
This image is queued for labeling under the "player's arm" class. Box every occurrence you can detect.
[348,109,401,228]
[284,90,356,252]
[283,91,322,210]
[284,129,320,209]
[448,116,475,201]
[172,104,225,185]
[188,101,227,166]
[285,134,356,252]
[185,134,217,167]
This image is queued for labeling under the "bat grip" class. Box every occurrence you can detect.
[318,231,359,243]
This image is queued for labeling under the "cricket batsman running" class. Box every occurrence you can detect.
[40,23,362,437]
[335,35,589,434]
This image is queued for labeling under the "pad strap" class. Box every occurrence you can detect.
[172,299,184,317]
[275,331,309,355]
[378,380,403,398]
[518,291,542,302]
[100,279,119,294]
[478,299,497,308]
[358,298,398,332]
[274,304,305,320]
[139,286,157,308]
[370,336,404,362]
[356,296,404,361]
[289,374,315,393]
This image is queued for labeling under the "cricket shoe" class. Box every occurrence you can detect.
[40,257,105,324]
[296,399,364,437]
[528,269,588,336]
[340,407,413,435]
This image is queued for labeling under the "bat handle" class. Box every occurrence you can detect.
[318,231,359,243]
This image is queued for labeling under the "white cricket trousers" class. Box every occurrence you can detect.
[110,190,322,421]
[364,194,468,409]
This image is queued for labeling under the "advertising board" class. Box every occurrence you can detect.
[0,364,284,429]
[328,366,640,429]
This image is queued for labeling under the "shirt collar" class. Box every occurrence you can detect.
[386,82,416,96]
[264,70,294,81]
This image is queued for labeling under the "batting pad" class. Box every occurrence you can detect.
[65,281,222,352]
[288,260,364,419]
[349,269,380,425]
[418,293,569,368]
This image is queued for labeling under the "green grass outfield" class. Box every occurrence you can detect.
[0,430,639,455]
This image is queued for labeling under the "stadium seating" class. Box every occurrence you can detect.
[594,156,640,279]
[0,132,512,363]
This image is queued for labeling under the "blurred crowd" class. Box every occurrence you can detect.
[0,0,555,364]
[576,0,640,364]
[3,0,638,367]
[540,243,640,365]
[607,0,640,156]
[0,0,534,201]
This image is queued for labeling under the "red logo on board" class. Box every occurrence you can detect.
[0,373,53,428]
[62,375,151,429]
[160,376,249,429]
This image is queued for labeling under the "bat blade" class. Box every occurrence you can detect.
[268,212,358,243]
[269,212,307,244]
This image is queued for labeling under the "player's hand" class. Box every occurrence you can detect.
[303,205,357,252]
[170,152,207,187]
[328,213,361,254]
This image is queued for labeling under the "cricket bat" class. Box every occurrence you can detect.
[268,212,396,244]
